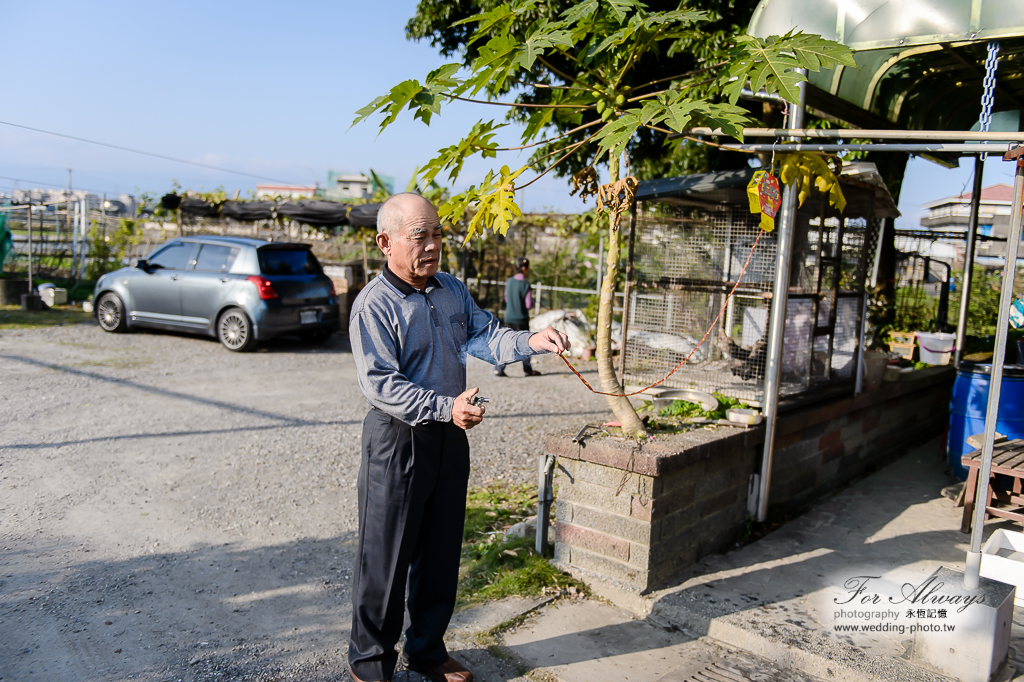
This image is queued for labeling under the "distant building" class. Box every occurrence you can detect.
[255,184,318,199]
[325,172,373,201]
[919,184,1019,265]
[9,188,132,214]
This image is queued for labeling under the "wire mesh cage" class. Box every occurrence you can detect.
[624,168,889,407]
[894,254,951,331]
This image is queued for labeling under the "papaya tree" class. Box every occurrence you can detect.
[353,0,854,435]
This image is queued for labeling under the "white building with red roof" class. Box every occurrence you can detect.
[919,183,1020,265]
[255,184,318,199]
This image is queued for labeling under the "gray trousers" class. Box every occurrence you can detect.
[348,409,469,681]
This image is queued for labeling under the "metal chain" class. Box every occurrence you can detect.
[979,41,1001,157]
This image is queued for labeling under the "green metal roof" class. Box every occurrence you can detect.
[748,0,1024,133]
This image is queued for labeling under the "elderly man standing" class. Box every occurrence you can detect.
[347,193,570,682]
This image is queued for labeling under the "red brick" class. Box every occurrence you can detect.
[554,521,629,561]
[819,429,841,450]
[861,415,881,433]
[827,398,855,421]
[631,495,652,522]
[775,431,801,449]
[821,443,845,463]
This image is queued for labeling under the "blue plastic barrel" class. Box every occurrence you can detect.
[948,362,1024,480]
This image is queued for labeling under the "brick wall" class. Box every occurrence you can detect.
[768,369,953,514]
[547,367,955,596]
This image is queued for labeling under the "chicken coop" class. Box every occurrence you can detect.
[622,164,898,406]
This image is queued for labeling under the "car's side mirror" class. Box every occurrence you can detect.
[136,258,150,271]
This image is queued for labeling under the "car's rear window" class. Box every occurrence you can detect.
[258,248,322,276]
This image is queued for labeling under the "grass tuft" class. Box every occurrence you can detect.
[0,305,94,329]
[458,481,586,609]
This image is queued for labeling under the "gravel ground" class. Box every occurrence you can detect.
[0,321,610,681]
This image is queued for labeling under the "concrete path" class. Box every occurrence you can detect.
[492,440,1024,682]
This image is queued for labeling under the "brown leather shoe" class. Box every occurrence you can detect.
[406,657,473,682]
[349,667,390,682]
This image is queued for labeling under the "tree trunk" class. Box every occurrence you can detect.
[596,157,646,436]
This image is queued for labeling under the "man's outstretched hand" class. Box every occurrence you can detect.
[453,387,486,430]
[529,327,571,354]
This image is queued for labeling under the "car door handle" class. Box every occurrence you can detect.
[219,277,229,283]
[170,274,180,281]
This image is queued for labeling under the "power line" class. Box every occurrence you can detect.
[0,119,301,185]
[0,173,117,196]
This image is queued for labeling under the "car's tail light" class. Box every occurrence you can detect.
[327,280,337,297]
[247,275,279,300]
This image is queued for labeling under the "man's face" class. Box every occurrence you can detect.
[377,198,443,286]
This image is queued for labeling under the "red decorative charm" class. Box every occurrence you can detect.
[758,172,781,220]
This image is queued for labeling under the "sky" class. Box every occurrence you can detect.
[1,0,1016,224]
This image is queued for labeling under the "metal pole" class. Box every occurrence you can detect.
[719,143,1013,154]
[26,202,33,294]
[682,127,1024,141]
[724,206,735,340]
[756,69,806,523]
[955,156,985,366]
[65,168,71,237]
[71,200,79,279]
[965,149,1024,588]
[79,198,87,276]
[854,293,868,395]
[536,454,555,557]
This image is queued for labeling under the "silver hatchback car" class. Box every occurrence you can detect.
[92,236,340,351]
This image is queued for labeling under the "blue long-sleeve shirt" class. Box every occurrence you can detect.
[349,265,542,425]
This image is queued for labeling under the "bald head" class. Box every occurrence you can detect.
[374,192,443,289]
[377,192,436,235]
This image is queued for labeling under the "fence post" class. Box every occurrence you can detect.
[71,200,79,278]
[26,204,33,293]
[79,198,87,277]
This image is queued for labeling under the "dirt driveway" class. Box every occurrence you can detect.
[0,322,610,681]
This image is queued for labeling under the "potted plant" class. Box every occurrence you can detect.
[887,330,917,361]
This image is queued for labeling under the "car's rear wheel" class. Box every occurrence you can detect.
[217,308,255,352]
[96,293,128,333]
